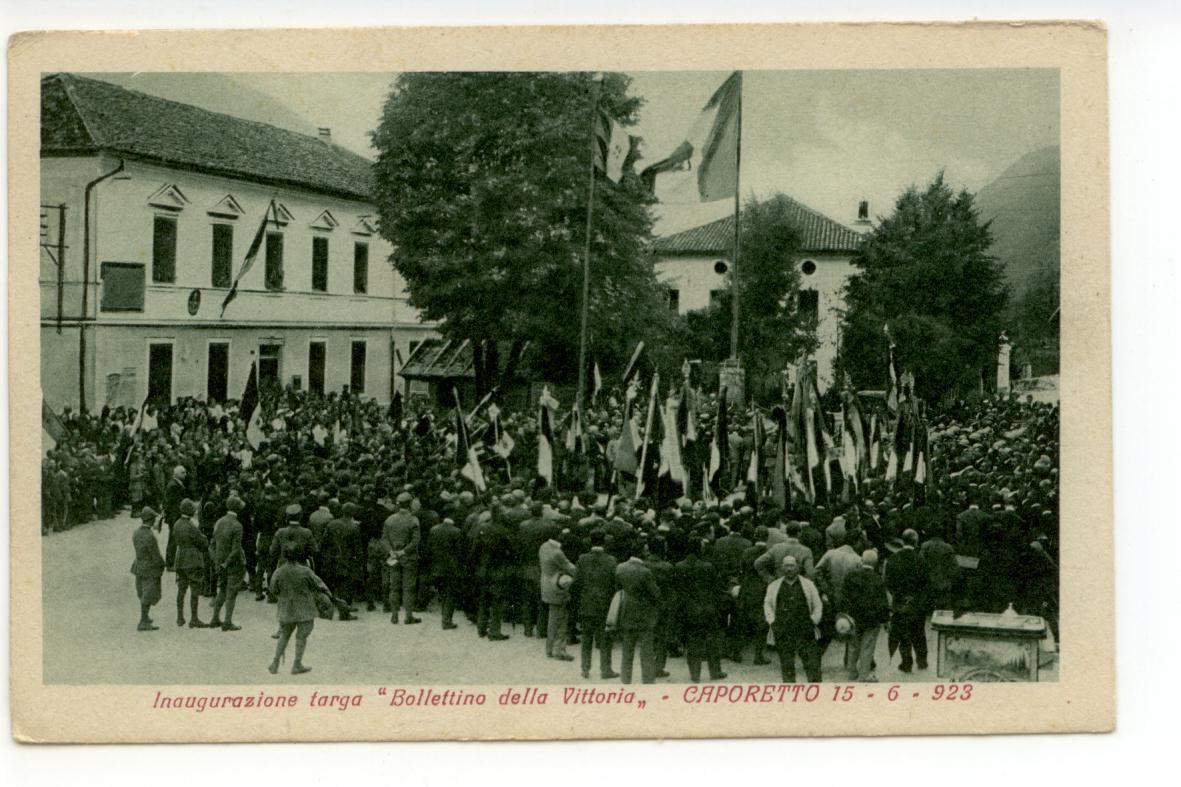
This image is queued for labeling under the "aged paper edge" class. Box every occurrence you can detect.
[8,22,1113,743]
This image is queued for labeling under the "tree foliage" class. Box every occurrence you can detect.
[681,194,816,397]
[370,72,671,395]
[1012,263,1060,376]
[836,173,1008,401]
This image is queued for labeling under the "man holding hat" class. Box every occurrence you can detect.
[173,498,211,628]
[209,496,247,631]
[763,555,823,683]
[130,507,165,631]
[382,491,422,625]
[841,549,890,681]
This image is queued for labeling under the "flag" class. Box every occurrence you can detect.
[869,414,880,470]
[614,413,639,476]
[388,390,404,426]
[594,108,633,184]
[487,403,515,459]
[538,402,555,485]
[127,394,150,438]
[658,390,686,487]
[621,341,645,387]
[639,71,741,203]
[770,406,788,508]
[746,411,763,487]
[42,400,65,453]
[914,419,928,486]
[634,373,660,500]
[708,387,729,491]
[592,361,603,403]
[312,423,328,447]
[221,200,275,317]
[240,362,265,449]
[565,405,584,453]
[884,324,899,413]
[454,391,486,492]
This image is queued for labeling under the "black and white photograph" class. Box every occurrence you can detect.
[10,22,1113,743]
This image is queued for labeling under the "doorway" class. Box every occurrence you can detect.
[207,341,229,402]
[258,343,282,394]
[147,342,173,405]
[308,341,326,395]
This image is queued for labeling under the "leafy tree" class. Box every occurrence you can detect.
[836,173,1008,401]
[681,194,816,398]
[370,72,670,396]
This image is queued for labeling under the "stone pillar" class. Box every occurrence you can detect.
[719,358,745,407]
[996,333,1012,396]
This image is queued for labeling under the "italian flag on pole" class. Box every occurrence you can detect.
[640,71,741,203]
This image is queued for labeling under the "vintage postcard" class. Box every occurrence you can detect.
[9,23,1112,742]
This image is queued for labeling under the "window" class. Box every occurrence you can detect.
[211,224,233,288]
[258,343,282,392]
[666,288,680,312]
[353,242,369,294]
[350,340,367,394]
[801,259,817,276]
[308,341,327,395]
[312,236,329,292]
[147,342,174,405]
[264,232,284,290]
[152,215,177,283]
[798,289,819,325]
[100,262,145,312]
[709,289,726,309]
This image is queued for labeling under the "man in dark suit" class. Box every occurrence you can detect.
[130,507,165,631]
[574,530,618,679]
[382,492,422,624]
[173,498,210,628]
[884,529,930,673]
[517,502,556,638]
[426,516,464,630]
[162,465,188,570]
[614,540,661,684]
[675,539,728,682]
[323,502,364,613]
[841,549,890,681]
[209,495,247,631]
[470,507,513,640]
[710,523,751,660]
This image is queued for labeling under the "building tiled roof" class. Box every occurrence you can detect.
[400,338,475,381]
[652,196,864,255]
[41,73,375,202]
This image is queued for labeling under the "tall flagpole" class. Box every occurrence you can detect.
[729,71,743,360]
[577,74,603,412]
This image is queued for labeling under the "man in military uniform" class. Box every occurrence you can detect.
[209,495,247,631]
[130,506,165,631]
[162,465,188,570]
[382,491,422,624]
[173,498,211,628]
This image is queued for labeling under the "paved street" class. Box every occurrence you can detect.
[41,511,1056,686]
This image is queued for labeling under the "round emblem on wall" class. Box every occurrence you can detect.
[187,289,201,316]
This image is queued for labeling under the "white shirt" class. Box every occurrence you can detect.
[764,575,823,631]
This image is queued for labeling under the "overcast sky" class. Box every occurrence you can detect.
[99,69,1058,236]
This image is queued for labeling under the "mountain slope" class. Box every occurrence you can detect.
[974,145,1060,305]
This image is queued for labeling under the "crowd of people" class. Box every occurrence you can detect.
[51,377,1060,682]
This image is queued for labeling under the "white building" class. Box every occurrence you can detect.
[40,73,435,412]
[651,196,867,387]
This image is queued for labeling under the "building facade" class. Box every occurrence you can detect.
[40,74,435,412]
[651,197,867,388]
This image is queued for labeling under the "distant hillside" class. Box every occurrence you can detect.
[974,145,1060,306]
[85,72,322,140]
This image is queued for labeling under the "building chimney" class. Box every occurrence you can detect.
[318,127,332,144]
[854,199,872,231]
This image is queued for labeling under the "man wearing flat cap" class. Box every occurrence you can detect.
[382,491,422,624]
[209,496,247,631]
[130,507,165,631]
